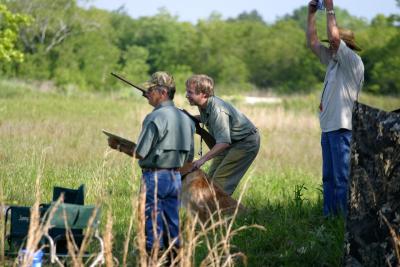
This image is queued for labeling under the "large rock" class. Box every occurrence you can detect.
[344,102,400,267]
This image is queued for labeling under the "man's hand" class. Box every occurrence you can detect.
[190,158,207,171]
[107,137,120,150]
[308,0,318,13]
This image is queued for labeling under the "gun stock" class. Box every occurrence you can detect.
[180,109,216,148]
[102,130,137,157]
[110,72,216,149]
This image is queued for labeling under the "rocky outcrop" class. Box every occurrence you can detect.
[344,102,400,267]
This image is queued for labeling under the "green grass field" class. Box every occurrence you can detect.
[1,80,399,266]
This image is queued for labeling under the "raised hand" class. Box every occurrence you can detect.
[308,0,318,13]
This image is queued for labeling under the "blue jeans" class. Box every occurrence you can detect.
[142,170,181,251]
[321,129,352,216]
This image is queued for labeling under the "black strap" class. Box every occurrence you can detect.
[73,210,80,226]
[199,123,204,156]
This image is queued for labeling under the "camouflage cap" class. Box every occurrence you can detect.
[142,71,175,90]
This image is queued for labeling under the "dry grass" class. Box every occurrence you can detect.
[5,150,102,267]
[1,86,398,266]
[1,160,260,266]
[0,184,5,265]
[0,90,328,266]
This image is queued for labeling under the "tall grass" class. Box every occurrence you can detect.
[1,80,399,266]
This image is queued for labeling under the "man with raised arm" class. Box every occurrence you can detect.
[307,0,364,216]
[185,74,260,196]
[108,72,195,258]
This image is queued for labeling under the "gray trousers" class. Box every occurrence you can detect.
[208,131,260,195]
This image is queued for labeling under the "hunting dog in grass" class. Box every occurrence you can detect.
[105,134,245,222]
[179,162,246,222]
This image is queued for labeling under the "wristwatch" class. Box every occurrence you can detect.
[327,10,335,15]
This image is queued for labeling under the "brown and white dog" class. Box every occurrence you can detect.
[179,163,246,222]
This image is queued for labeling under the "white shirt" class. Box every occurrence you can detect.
[317,40,364,132]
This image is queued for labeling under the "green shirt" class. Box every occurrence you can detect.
[199,96,255,144]
[136,100,195,168]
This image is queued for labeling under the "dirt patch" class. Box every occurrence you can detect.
[244,96,282,105]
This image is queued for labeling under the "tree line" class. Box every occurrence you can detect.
[1,0,399,94]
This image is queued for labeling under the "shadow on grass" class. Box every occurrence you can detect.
[230,199,345,267]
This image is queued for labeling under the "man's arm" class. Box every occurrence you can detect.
[107,137,136,157]
[191,110,231,170]
[121,144,138,158]
[191,143,230,170]
[134,122,157,160]
[307,0,322,56]
[325,0,340,53]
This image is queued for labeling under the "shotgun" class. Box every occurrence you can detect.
[111,72,216,149]
[111,72,147,97]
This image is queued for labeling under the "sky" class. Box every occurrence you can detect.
[83,0,399,23]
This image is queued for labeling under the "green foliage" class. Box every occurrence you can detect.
[229,10,266,24]
[0,4,30,62]
[1,1,399,95]
[128,10,198,74]
[248,19,322,92]
[360,13,400,94]
[120,45,150,83]
[4,0,82,54]
[364,34,400,94]
[168,64,193,93]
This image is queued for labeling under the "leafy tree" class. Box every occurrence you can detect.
[364,34,400,94]
[229,10,266,24]
[120,45,150,83]
[357,15,398,51]
[4,0,82,54]
[109,8,140,52]
[51,29,119,91]
[241,19,323,92]
[1,1,399,94]
[5,2,121,89]
[169,64,193,93]
[15,45,52,79]
[129,9,198,75]
[191,19,255,86]
[0,4,30,63]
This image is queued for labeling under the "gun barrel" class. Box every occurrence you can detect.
[111,72,147,97]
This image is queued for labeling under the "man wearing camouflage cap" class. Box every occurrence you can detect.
[307,0,364,216]
[109,71,195,256]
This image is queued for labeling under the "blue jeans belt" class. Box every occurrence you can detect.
[142,168,180,173]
